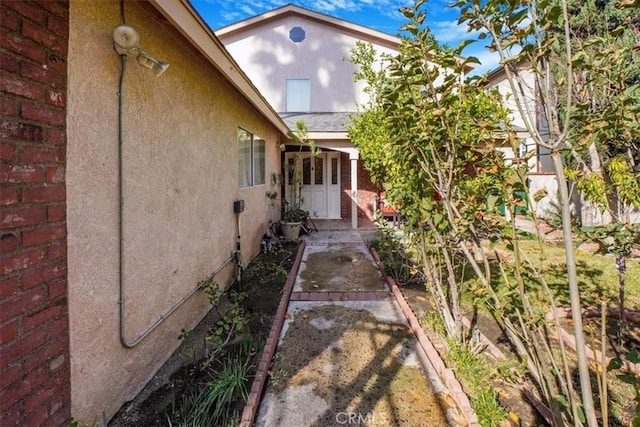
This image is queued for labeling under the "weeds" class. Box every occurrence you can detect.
[446,340,506,426]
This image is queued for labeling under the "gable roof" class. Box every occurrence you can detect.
[148,0,289,135]
[215,3,402,50]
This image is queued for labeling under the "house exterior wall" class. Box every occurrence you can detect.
[0,1,71,426]
[66,1,281,422]
[220,15,398,113]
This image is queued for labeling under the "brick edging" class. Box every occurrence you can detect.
[239,239,306,427]
[369,247,481,427]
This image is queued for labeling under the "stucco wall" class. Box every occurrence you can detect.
[221,16,398,113]
[66,1,281,422]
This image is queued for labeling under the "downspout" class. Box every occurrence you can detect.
[115,15,236,348]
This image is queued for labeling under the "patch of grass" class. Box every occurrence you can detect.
[445,340,506,426]
[494,239,640,309]
[170,354,252,427]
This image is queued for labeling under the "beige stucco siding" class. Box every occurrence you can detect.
[221,15,398,113]
[67,1,280,422]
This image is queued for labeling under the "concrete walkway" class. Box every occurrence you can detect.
[241,230,467,427]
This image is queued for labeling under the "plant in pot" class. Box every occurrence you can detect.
[279,121,319,240]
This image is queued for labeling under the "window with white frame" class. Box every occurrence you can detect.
[286,79,310,112]
[238,128,265,187]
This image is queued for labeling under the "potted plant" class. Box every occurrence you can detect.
[279,121,318,240]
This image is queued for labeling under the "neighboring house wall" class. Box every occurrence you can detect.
[65,1,281,422]
[0,1,72,426]
[220,15,398,114]
[486,66,559,218]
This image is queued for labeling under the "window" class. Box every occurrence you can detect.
[238,128,265,187]
[286,79,310,112]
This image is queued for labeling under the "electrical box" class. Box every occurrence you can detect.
[233,200,245,213]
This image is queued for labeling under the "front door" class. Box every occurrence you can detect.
[285,152,337,218]
[301,153,327,217]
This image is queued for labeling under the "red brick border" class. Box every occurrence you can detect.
[1,2,71,426]
[239,240,306,427]
[370,247,481,427]
[289,291,391,301]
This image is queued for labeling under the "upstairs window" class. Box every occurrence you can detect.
[286,79,310,112]
[238,128,265,187]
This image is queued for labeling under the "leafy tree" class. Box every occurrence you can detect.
[455,0,640,424]
[350,2,512,340]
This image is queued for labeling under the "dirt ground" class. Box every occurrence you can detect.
[108,241,299,426]
[298,246,387,292]
[258,303,452,427]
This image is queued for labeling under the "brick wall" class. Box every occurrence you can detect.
[339,153,380,222]
[339,152,350,220]
[357,163,378,220]
[0,1,71,426]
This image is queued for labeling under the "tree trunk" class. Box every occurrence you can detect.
[551,151,598,427]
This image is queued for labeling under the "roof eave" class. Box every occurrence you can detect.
[215,3,401,50]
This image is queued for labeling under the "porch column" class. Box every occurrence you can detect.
[350,150,359,229]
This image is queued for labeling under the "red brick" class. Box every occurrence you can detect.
[22,261,66,289]
[0,287,47,321]
[0,52,19,74]
[46,128,64,146]
[0,97,18,117]
[49,387,71,421]
[47,240,66,260]
[48,315,68,339]
[20,61,66,89]
[21,145,64,164]
[22,224,65,247]
[22,186,65,203]
[24,335,66,372]
[46,205,65,223]
[0,75,44,100]
[46,167,65,184]
[0,188,18,207]
[1,233,18,253]
[0,29,46,63]
[22,21,64,53]
[0,320,19,344]
[21,103,65,127]
[47,89,65,108]
[24,305,63,332]
[3,1,47,25]
[0,400,20,426]
[40,1,69,21]
[0,143,17,163]
[0,327,47,367]
[1,206,45,230]
[0,120,44,143]
[47,52,67,74]
[47,14,68,38]
[48,279,65,300]
[1,247,45,275]
[0,365,21,389]
[24,384,54,416]
[0,8,19,31]
[0,276,20,300]
[0,165,45,184]
[22,401,48,425]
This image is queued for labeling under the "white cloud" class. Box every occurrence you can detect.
[465,49,501,75]
[430,20,479,44]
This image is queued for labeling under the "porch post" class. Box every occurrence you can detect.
[349,150,359,229]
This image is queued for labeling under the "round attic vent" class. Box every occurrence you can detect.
[289,27,305,43]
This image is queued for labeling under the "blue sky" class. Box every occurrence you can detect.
[191,0,500,75]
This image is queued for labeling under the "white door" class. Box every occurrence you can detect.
[284,152,328,217]
[301,153,327,217]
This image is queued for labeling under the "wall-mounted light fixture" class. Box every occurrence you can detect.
[113,24,169,76]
